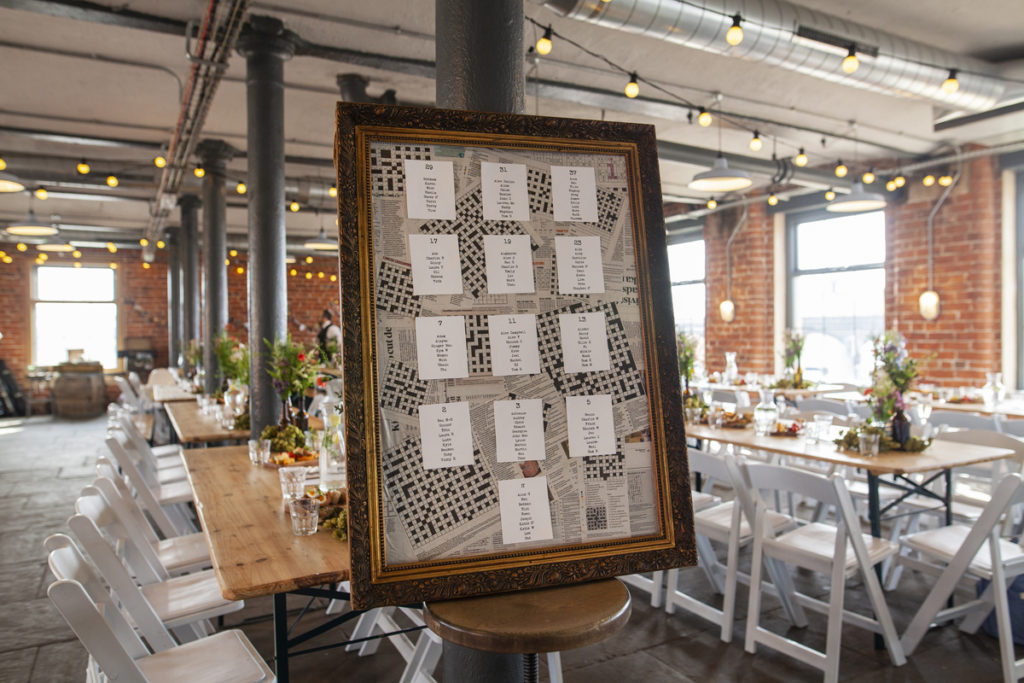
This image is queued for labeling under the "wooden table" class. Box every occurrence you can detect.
[164,401,248,444]
[184,446,352,681]
[149,383,197,403]
[147,368,178,386]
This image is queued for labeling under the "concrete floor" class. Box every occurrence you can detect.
[0,413,1012,682]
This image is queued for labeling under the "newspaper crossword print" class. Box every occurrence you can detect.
[369,139,658,565]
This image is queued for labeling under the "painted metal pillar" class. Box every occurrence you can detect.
[237,15,296,438]
[166,228,182,367]
[179,195,201,373]
[435,0,524,113]
[197,139,238,394]
[434,0,525,676]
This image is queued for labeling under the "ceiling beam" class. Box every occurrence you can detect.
[0,0,186,35]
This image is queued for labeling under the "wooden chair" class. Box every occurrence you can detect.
[743,462,906,682]
[899,473,1024,683]
[47,578,274,683]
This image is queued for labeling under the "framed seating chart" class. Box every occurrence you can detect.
[335,104,695,609]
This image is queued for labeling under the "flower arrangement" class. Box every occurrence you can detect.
[183,338,203,368]
[771,329,810,389]
[213,332,249,384]
[264,335,318,403]
[676,331,698,386]
[866,330,919,423]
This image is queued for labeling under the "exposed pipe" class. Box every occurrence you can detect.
[723,205,749,304]
[543,0,1016,112]
[925,151,963,291]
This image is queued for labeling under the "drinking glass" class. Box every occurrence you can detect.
[708,403,724,429]
[279,467,307,500]
[247,439,261,465]
[813,415,833,444]
[859,431,881,457]
[289,497,320,536]
[260,439,272,465]
[917,394,933,423]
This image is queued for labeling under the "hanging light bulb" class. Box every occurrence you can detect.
[142,262,151,270]
[834,161,848,178]
[289,201,300,212]
[72,261,81,268]
[194,166,205,178]
[139,238,149,247]
[886,179,897,192]
[941,69,959,94]
[224,258,230,266]
[236,266,245,275]
[841,47,859,74]
[697,108,712,127]
[154,155,167,168]
[0,155,5,171]
[767,193,779,206]
[318,271,325,279]
[536,25,553,56]
[305,256,314,264]
[794,148,808,167]
[624,72,640,99]
[827,181,887,213]
[106,242,117,253]
[236,182,247,195]
[719,299,736,323]
[923,174,936,187]
[17,243,27,252]
[305,272,312,280]
[109,262,117,270]
[862,169,876,184]
[328,185,337,198]
[749,131,763,152]
[106,175,119,187]
[290,268,297,277]
[938,174,954,187]
[228,249,238,257]
[706,198,718,209]
[919,290,940,320]
[38,252,48,261]
[156,240,165,249]
[76,159,90,175]
[330,274,337,282]
[725,14,743,46]
[72,250,82,258]
[34,187,48,200]
[825,188,836,201]
[894,174,906,188]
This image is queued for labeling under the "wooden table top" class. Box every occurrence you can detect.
[183,445,350,600]
[686,422,1015,476]
[147,368,178,386]
[150,383,197,403]
[164,401,249,444]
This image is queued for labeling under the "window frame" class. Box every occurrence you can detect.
[31,263,122,370]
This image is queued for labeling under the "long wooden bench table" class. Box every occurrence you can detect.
[164,401,249,444]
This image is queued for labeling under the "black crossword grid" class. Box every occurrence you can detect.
[586,505,609,531]
[464,314,492,375]
[376,259,421,317]
[534,301,645,404]
[383,438,498,548]
[526,168,551,216]
[584,452,625,481]
[379,360,429,416]
[370,144,432,197]
[419,189,523,298]
[589,188,626,233]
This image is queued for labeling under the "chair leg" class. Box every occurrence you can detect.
[695,535,725,594]
[959,581,995,634]
[764,558,808,627]
[649,571,663,608]
[719,524,742,643]
[546,651,563,683]
[989,560,1017,683]
[744,533,766,654]
[663,569,678,615]
[346,607,384,653]
[823,557,847,683]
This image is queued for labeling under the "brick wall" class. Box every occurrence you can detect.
[704,201,775,375]
[0,245,31,389]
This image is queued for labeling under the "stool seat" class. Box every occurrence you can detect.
[423,579,631,654]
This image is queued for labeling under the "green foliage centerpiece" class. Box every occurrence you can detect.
[866,330,921,449]
[264,334,318,428]
[771,329,810,389]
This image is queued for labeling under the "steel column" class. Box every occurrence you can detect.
[197,139,238,394]
[166,229,182,366]
[237,16,296,437]
[179,195,201,372]
[435,0,524,113]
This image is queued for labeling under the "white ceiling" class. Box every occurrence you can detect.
[0,0,1021,248]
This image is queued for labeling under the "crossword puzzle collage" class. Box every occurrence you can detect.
[368,140,660,566]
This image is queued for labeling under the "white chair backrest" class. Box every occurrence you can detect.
[48,579,150,683]
[93,476,160,545]
[128,372,144,395]
[45,533,175,653]
[114,376,141,411]
[795,398,848,416]
[77,486,167,583]
[930,410,1001,432]
[104,437,180,539]
[999,419,1024,438]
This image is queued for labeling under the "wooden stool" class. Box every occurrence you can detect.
[424,579,631,683]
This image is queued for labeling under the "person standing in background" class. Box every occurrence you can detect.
[317,309,342,364]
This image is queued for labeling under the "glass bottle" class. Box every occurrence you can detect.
[754,389,779,436]
[723,352,739,385]
[982,372,1005,410]
[319,413,346,492]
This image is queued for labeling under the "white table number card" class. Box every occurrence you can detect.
[481,162,530,221]
[558,312,610,374]
[484,234,535,294]
[404,159,457,220]
[419,401,475,469]
[409,234,463,295]
[488,314,541,376]
[554,235,605,294]
[551,166,598,222]
[415,316,469,380]
[493,399,545,463]
[499,477,554,544]
[565,395,616,457]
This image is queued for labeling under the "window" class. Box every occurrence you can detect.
[788,211,885,385]
[33,266,118,368]
[667,237,706,369]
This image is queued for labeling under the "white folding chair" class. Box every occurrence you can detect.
[794,398,848,415]
[930,410,1002,433]
[743,462,906,682]
[48,578,274,683]
[899,473,1024,683]
[663,452,804,642]
[118,415,187,483]
[1000,420,1024,438]
[105,437,196,536]
[67,512,242,642]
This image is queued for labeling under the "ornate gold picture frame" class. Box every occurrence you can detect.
[335,103,694,609]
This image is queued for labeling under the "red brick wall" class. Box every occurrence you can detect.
[704,201,775,375]
[0,245,31,388]
[885,155,1002,385]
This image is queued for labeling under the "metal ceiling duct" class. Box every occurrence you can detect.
[542,0,1016,112]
